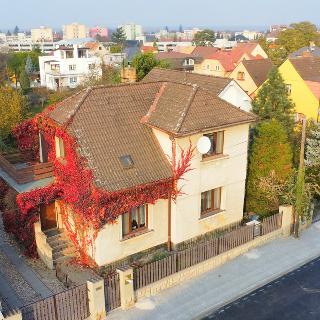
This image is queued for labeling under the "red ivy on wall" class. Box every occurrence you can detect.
[3,109,194,266]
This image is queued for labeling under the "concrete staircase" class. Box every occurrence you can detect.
[43,228,76,267]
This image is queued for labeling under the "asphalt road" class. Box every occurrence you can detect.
[202,257,320,320]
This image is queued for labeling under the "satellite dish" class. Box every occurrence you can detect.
[196,136,211,154]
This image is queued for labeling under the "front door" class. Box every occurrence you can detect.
[40,202,57,231]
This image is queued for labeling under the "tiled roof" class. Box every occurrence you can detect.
[242,59,273,87]
[142,68,232,96]
[47,81,256,192]
[289,46,320,58]
[143,82,257,136]
[191,46,219,58]
[290,57,320,82]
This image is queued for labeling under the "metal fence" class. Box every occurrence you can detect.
[104,273,121,312]
[133,213,283,290]
[20,284,89,320]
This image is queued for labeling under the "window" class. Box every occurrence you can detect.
[88,63,96,70]
[51,64,60,71]
[201,188,221,215]
[237,71,245,80]
[215,65,220,71]
[122,205,147,237]
[69,77,77,84]
[66,50,74,59]
[69,64,76,71]
[286,84,292,95]
[55,136,65,158]
[203,131,224,158]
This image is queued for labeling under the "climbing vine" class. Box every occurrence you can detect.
[3,107,195,266]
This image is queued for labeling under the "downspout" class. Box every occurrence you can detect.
[167,136,176,252]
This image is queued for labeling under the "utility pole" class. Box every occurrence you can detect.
[293,116,307,238]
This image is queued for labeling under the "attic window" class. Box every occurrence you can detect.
[119,155,134,169]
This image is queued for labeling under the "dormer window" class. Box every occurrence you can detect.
[55,136,65,159]
[203,131,224,158]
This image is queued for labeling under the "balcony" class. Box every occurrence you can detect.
[0,152,54,192]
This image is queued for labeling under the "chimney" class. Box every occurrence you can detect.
[121,66,137,83]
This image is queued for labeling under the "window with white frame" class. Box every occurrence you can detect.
[69,77,77,84]
[69,64,76,71]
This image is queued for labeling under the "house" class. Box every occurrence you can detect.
[63,23,87,40]
[193,43,268,77]
[278,57,320,121]
[289,43,320,58]
[229,59,273,97]
[2,79,256,269]
[143,68,252,112]
[39,43,102,90]
[155,52,203,71]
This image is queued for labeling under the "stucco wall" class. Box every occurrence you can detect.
[229,62,257,96]
[170,124,250,244]
[194,59,228,77]
[94,199,168,266]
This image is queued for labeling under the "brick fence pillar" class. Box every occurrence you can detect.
[87,277,106,320]
[117,266,135,309]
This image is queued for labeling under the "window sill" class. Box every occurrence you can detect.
[121,228,153,242]
[201,154,229,163]
[199,209,225,221]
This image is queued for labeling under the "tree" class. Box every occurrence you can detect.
[306,121,320,189]
[258,36,287,66]
[252,67,295,134]
[0,87,24,141]
[278,21,320,53]
[131,52,170,81]
[13,26,19,35]
[246,120,293,215]
[0,53,9,85]
[19,69,30,91]
[111,27,126,46]
[25,56,34,75]
[192,29,216,46]
[6,30,11,36]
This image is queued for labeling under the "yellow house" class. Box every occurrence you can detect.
[229,59,273,97]
[279,57,320,121]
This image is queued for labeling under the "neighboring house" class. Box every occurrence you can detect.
[156,52,203,71]
[89,26,108,39]
[31,27,53,42]
[141,46,158,53]
[119,23,143,40]
[143,68,252,112]
[27,81,256,267]
[289,44,320,58]
[39,44,102,90]
[278,57,320,121]
[193,43,268,77]
[229,59,273,97]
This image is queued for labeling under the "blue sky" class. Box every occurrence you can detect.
[0,0,319,31]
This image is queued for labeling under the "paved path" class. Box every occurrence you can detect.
[108,222,320,320]
[203,257,320,320]
[0,223,52,311]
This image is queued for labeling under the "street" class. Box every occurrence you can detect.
[202,257,320,320]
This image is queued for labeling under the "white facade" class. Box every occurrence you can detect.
[119,23,143,40]
[93,122,251,266]
[144,41,192,52]
[39,45,102,90]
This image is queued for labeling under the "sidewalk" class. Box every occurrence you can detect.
[108,222,320,320]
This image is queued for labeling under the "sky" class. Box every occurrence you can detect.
[0,0,319,31]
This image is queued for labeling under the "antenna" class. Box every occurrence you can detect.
[196,136,211,154]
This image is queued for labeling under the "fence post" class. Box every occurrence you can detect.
[279,205,293,236]
[117,266,135,310]
[87,277,106,320]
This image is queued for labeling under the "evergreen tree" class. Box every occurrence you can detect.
[111,27,126,46]
[246,119,293,215]
[25,56,34,75]
[306,121,320,188]
[252,67,295,134]
[19,69,30,91]
[13,26,19,35]
[6,30,11,36]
